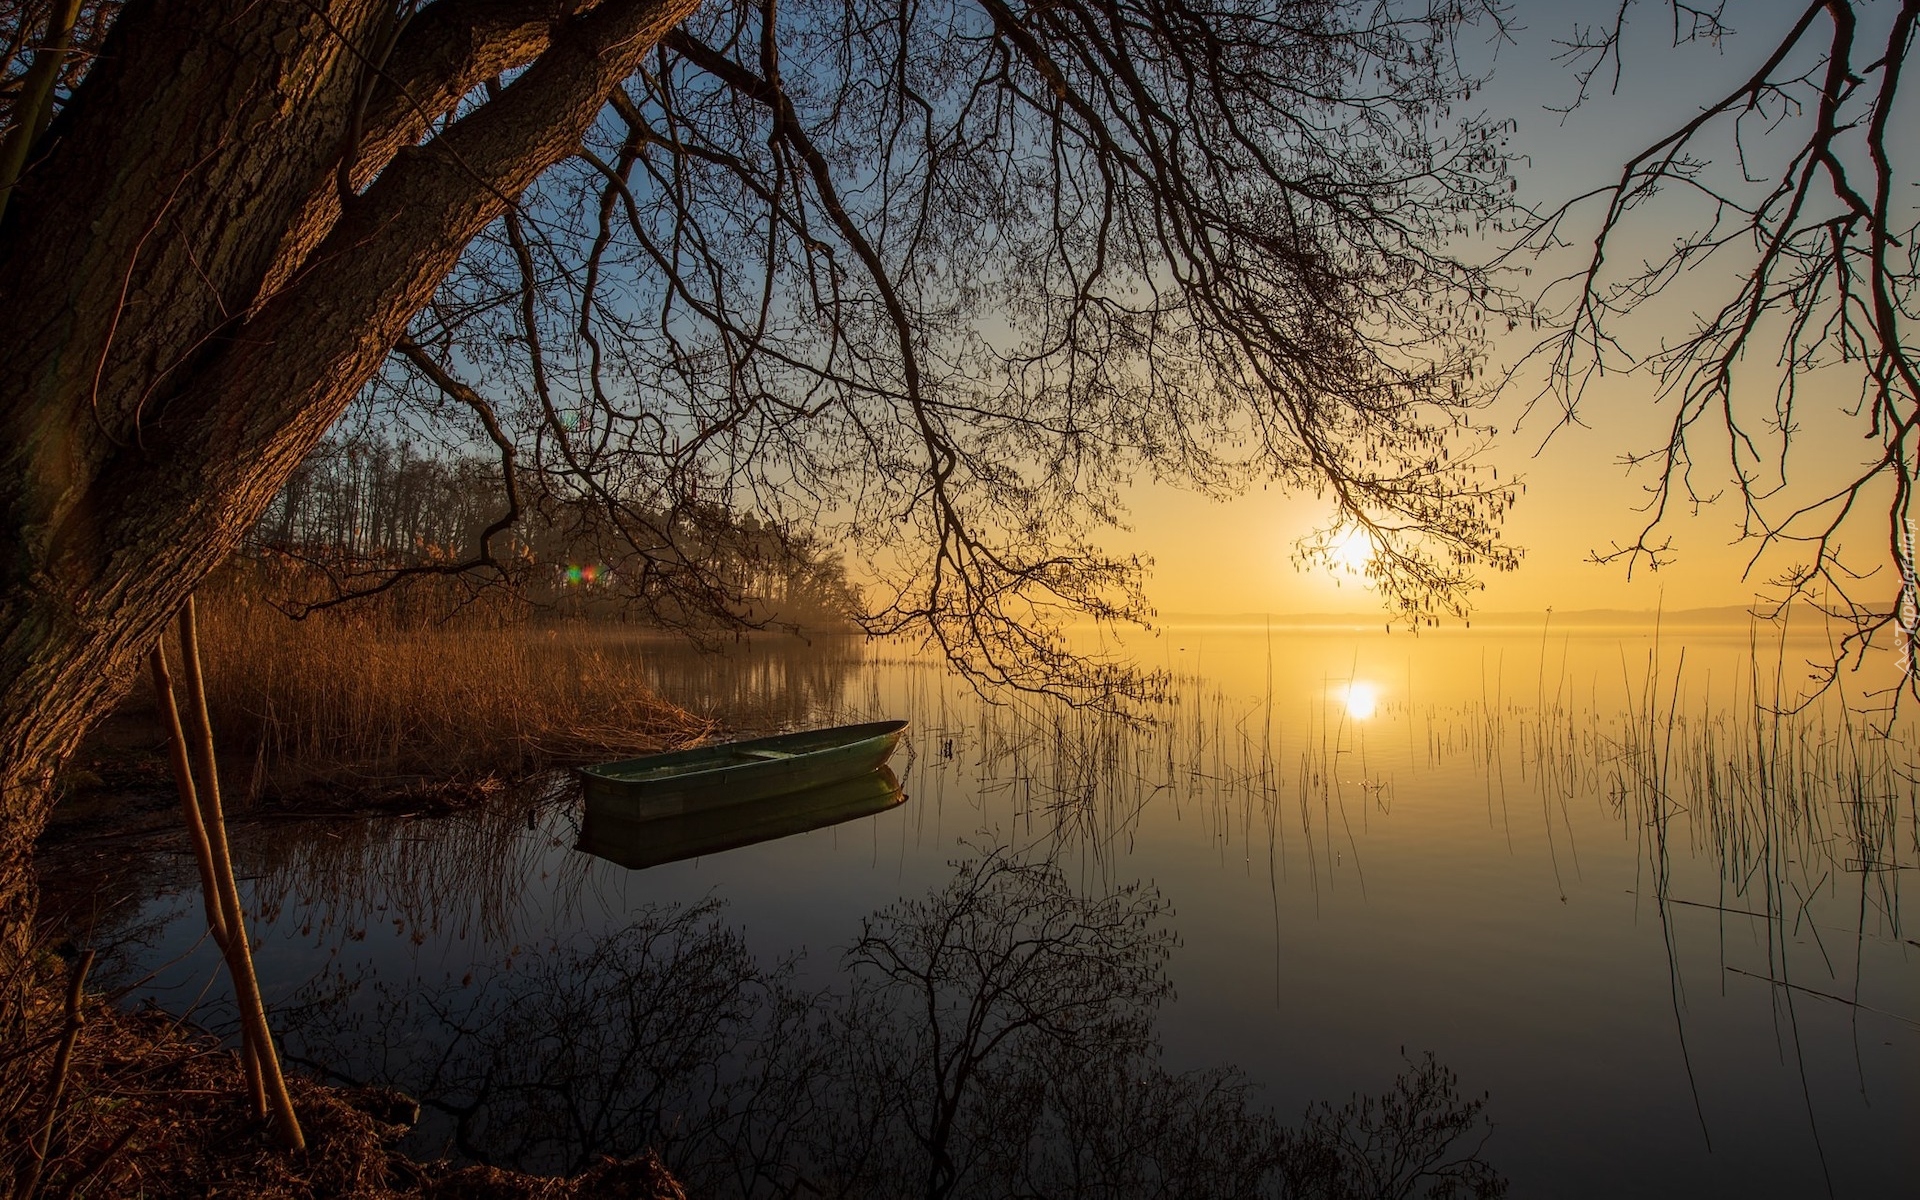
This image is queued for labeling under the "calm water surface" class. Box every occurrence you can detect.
[102,623,1917,1197]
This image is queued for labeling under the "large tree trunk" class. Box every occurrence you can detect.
[0,0,701,965]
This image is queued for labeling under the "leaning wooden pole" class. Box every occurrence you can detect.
[175,597,305,1151]
[147,643,265,1109]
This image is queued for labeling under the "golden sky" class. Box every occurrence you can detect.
[1125,0,1897,617]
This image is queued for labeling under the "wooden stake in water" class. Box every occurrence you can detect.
[153,597,305,1151]
[147,642,265,1108]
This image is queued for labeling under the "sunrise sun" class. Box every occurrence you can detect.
[1330,525,1375,574]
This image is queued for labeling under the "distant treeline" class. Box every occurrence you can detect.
[250,437,861,631]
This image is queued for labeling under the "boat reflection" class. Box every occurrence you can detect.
[60,627,1916,1197]
[576,765,905,870]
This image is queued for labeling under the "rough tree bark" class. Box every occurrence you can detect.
[0,0,703,963]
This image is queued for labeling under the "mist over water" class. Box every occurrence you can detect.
[93,622,1917,1197]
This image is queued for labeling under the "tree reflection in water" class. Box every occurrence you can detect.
[287,847,1504,1199]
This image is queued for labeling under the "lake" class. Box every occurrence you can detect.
[85,621,1918,1197]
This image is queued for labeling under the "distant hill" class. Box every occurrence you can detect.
[1154,604,1879,629]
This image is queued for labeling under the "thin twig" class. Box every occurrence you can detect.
[14,949,92,1200]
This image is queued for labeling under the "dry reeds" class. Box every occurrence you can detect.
[182,593,711,793]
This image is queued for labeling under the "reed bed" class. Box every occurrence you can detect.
[180,595,712,793]
[860,640,1916,942]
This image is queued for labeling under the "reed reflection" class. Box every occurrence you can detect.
[69,628,1917,1197]
[148,630,1913,1037]
[629,633,872,733]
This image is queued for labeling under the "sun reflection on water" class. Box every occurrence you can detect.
[1341,681,1378,720]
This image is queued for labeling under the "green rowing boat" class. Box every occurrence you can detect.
[578,766,905,870]
[578,719,908,819]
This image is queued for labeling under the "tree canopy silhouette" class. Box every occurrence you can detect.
[1509,0,1919,695]
[0,0,1519,952]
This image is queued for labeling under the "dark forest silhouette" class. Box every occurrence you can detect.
[3,0,1916,1188]
[254,435,862,631]
[1,0,1525,970]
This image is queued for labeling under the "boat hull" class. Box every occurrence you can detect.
[577,719,907,819]
[578,766,906,870]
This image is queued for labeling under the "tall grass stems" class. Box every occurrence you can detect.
[175,592,711,793]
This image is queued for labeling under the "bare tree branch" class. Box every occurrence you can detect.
[1509,0,1920,708]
